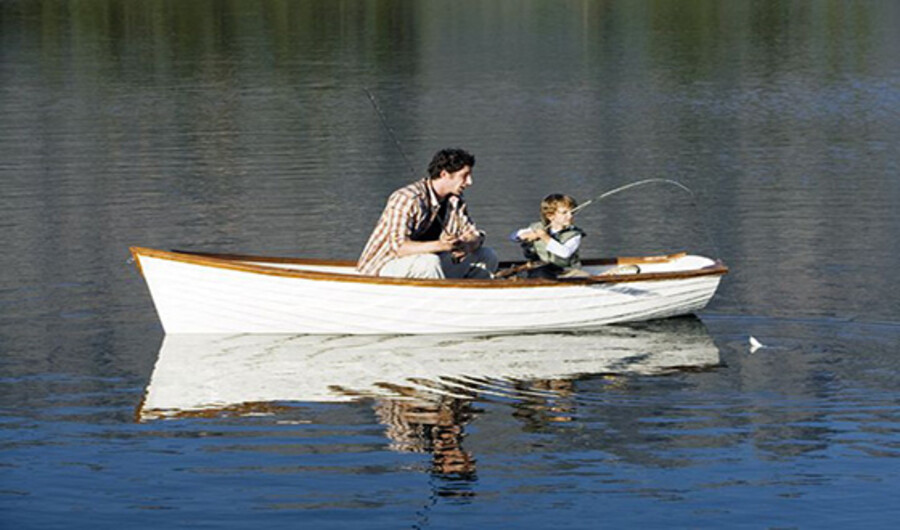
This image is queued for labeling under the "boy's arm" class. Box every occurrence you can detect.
[544,235,582,259]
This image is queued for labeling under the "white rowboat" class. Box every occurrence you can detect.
[130,247,728,335]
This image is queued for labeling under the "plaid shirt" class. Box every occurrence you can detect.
[357,178,481,275]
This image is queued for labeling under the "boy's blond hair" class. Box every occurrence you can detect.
[540,194,578,224]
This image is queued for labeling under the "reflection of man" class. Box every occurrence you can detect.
[374,395,477,481]
[357,148,498,279]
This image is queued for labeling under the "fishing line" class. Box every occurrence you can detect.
[573,179,744,323]
[571,179,738,315]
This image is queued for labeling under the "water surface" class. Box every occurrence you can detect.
[2,1,899,528]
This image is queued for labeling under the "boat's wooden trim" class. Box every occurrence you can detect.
[170,249,353,267]
[131,251,145,277]
[174,249,690,269]
[497,252,691,270]
[586,252,689,266]
[129,246,728,289]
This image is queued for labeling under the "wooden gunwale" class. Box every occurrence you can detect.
[168,249,691,268]
[130,246,728,289]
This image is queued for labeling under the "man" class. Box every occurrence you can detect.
[357,148,498,279]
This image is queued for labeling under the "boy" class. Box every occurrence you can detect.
[513,194,587,279]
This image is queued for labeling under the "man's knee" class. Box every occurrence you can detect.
[408,254,444,278]
[380,254,444,279]
[454,247,498,279]
[474,247,499,271]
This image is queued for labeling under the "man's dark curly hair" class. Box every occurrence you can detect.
[427,148,475,179]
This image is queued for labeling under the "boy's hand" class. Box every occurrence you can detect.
[518,229,537,242]
[520,228,548,242]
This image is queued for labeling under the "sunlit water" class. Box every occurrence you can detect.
[2,1,899,528]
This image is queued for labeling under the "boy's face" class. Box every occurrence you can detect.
[548,206,574,228]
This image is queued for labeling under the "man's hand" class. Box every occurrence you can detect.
[439,231,462,254]
[459,228,483,253]
[446,229,481,261]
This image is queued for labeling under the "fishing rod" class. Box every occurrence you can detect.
[575,178,719,252]
[498,178,714,278]
[513,179,696,234]
[571,178,695,214]
[363,87,461,246]
[363,87,418,180]
[575,177,723,263]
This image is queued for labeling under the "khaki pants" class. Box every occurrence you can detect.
[379,247,498,279]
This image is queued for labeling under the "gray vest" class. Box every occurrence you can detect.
[521,222,586,269]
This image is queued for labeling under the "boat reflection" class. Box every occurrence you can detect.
[140,317,721,419]
[139,317,721,488]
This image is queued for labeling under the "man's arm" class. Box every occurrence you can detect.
[452,227,483,257]
[395,235,458,257]
[448,197,484,257]
[386,192,459,257]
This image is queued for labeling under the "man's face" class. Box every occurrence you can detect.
[442,165,473,196]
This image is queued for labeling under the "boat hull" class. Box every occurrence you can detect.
[131,247,726,334]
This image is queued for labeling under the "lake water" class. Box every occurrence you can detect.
[2,1,899,528]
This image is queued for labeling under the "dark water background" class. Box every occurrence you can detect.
[2,1,899,528]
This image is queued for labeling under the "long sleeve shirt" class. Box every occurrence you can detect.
[357,179,481,275]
